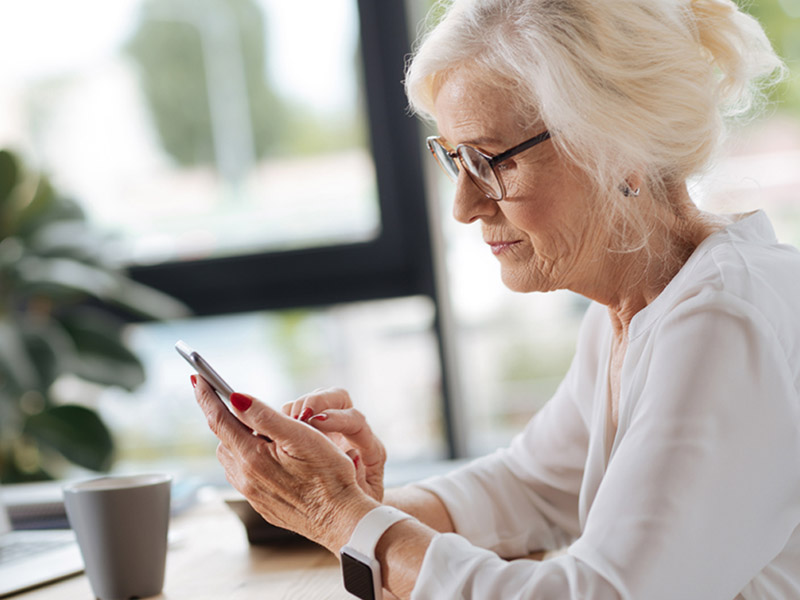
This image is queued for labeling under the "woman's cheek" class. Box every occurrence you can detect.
[500,193,550,235]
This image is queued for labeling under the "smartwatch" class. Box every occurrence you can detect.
[340,506,413,600]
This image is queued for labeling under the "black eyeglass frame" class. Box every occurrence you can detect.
[426,129,551,200]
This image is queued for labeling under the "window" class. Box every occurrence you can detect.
[90,297,446,470]
[1,0,463,471]
[1,0,378,264]
[0,0,440,313]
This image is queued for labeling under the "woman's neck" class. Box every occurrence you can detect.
[583,184,729,339]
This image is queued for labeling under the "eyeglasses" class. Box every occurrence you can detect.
[426,130,551,201]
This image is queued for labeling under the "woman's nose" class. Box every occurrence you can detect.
[452,173,499,224]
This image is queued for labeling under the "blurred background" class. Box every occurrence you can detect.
[0,0,798,485]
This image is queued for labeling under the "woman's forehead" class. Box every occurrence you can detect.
[433,69,542,147]
[434,76,509,144]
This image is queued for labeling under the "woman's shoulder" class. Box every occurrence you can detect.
[700,211,799,319]
[636,211,800,334]
[705,210,800,290]
[632,211,800,379]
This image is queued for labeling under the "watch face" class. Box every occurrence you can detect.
[341,551,376,600]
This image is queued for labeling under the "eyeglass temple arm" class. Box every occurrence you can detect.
[488,130,551,166]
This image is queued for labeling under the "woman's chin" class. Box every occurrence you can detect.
[500,269,547,294]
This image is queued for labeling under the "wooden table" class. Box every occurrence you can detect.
[16,490,352,600]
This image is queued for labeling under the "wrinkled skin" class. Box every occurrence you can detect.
[192,377,377,553]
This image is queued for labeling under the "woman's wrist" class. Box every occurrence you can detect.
[318,493,381,554]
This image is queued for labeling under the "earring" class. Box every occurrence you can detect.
[620,183,640,197]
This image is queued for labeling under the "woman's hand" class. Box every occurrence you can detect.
[192,377,378,553]
[282,388,387,502]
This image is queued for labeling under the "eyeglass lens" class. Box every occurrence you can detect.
[429,138,503,200]
[428,139,460,181]
[457,145,502,199]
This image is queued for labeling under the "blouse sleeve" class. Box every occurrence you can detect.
[412,293,800,599]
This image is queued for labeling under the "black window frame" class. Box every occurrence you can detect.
[129,0,464,458]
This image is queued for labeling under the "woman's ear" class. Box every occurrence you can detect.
[620,174,643,197]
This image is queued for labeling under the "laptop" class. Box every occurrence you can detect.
[0,484,84,597]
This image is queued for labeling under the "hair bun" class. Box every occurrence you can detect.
[688,0,784,117]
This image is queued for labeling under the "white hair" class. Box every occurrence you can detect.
[405,0,785,244]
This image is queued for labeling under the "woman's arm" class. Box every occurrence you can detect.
[383,486,455,533]
[376,517,438,599]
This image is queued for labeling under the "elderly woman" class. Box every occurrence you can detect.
[192,0,800,598]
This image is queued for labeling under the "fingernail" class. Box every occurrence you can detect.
[230,393,252,412]
[299,407,313,422]
[353,455,360,469]
[190,375,197,388]
[308,413,328,422]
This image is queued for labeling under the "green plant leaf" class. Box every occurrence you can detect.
[14,255,190,321]
[0,319,41,394]
[109,277,191,321]
[28,220,111,267]
[24,405,114,472]
[0,150,19,210]
[59,309,146,391]
[5,175,55,240]
[0,445,54,483]
[16,180,86,241]
[18,317,76,393]
[0,149,188,482]
[0,151,20,241]
[10,256,114,308]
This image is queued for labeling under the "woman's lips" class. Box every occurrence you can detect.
[487,240,521,255]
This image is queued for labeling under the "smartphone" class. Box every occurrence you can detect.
[175,340,235,404]
[177,340,273,441]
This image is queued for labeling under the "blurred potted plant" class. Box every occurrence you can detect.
[0,149,189,483]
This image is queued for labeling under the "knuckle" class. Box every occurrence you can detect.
[303,390,325,403]
[254,439,272,456]
[301,387,354,410]
[332,388,353,406]
[205,410,227,437]
[349,408,367,424]
[257,406,279,428]
[293,396,315,415]
[215,443,227,461]
[239,478,257,498]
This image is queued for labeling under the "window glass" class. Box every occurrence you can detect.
[0,0,378,266]
[53,297,445,476]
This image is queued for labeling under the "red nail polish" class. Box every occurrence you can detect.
[190,375,197,388]
[353,455,360,469]
[230,393,252,412]
[308,413,328,422]
[299,407,313,422]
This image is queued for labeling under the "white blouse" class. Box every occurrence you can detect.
[412,211,800,599]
